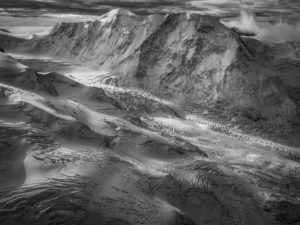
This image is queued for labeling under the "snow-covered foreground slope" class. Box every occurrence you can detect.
[0,50,300,225]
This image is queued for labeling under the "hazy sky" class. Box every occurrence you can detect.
[0,0,299,18]
[1,0,300,42]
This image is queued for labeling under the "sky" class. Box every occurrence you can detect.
[0,0,299,18]
[0,0,300,42]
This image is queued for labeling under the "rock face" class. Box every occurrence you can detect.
[1,9,300,125]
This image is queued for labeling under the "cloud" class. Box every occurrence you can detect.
[1,0,300,43]
[222,10,300,42]
[188,0,300,17]
[0,0,188,17]
[0,0,299,17]
[222,10,260,33]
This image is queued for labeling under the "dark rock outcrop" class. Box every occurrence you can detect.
[0,28,10,33]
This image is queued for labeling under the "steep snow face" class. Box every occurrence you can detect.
[25,9,164,79]
[135,13,237,100]
[133,13,299,123]
[1,9,299,124]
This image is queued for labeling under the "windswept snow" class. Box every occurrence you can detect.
[0,8,300,225]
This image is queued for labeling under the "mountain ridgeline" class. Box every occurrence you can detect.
[1,8,300,125]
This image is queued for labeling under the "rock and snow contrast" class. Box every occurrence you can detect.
[0,8,299,225]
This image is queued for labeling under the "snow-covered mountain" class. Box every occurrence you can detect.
[0,9,300,225]
[1,9,300,126]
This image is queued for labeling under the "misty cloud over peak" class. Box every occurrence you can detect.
[222,10,300,42]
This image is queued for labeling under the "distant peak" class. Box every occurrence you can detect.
[109,8,136,17]
[99,8,136,24]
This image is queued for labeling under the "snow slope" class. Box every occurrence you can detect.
[0,47,299,224]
